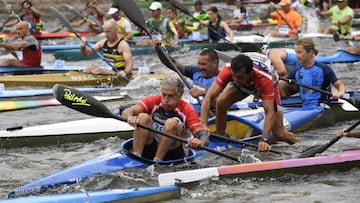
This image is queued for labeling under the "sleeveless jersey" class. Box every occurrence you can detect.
[208,19,226,42]
[102,38,126,70]
[20,35,41,67]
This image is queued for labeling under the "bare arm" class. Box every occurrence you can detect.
[80,38,104,56]
[268,49,288,76]
[0,41,27,51]
[221,21,233,43]
[200,83,222,129]
[121,104,144,127]
[117,40,133,78]
[29,6,42,17]
[332,80,346,99]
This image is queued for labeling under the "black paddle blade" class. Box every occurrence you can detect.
[50,6,79,38]
[53,84,117,119]
[113,0,152,36]
[170,0,192,17]
[299,120,360,158]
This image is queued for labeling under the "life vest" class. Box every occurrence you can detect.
[21,13,42,34]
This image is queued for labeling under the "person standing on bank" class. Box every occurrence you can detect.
[121,76,209,161]
[80,20,133,79]
[0,21,41,67]
[200,53,299,152]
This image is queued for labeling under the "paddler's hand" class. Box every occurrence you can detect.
[80,38,87,51]
[332,91,344,100]
[152,35,162,47]
[116,70,127,79]
[187,137,204,149]
[127,115,140,128]
[189,87,204,98]
[257,140,272,152]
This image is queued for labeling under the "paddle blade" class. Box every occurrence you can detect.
[113,0,152,36]
[50,6,78,37]
[53,84,117,119]
[170,0,192,17]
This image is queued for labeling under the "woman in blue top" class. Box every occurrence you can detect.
[279,38,346,106]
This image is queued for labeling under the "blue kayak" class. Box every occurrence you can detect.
[315,49,360,63]
[7,105,325,198]
[0,87,120,99]
[0,65,86,74]
[1,186,180,203]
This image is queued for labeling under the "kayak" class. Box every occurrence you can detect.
[0,31,98,40]
[315,49,360,64]
[0,118,134,148]
[0,86,120,99]
[0,65,86,75]
[0,71,169,87]
[0,95,124,112]
[7,105,324,197]
[54,36,297,61]
[159,149,360,186]
[1,186,180,203]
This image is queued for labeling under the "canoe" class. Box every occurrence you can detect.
[0,31,98,40]
[0,71,169,87]
[54,36,297,61]
[0,86,120,99]
[159,149,360,186]
[1,186,180,203]
[7,105,324,197]
[0,95,124,112]
[0,118,134,148]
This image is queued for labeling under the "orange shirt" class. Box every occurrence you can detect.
[271,9,302,37]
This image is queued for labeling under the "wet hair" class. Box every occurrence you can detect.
[207,6,223,21]
[241,43,262,53]
[21,0,32,7]
[160,76,184,95]
[231,54,253,74]
[295,38,319,55]
[199,49,219,63]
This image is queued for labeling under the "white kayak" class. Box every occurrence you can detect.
[0,117,134,148]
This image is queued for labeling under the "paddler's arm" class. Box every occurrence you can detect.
[200,82,222,134]
[121,104,144,127]
[116,40,133,79]
[331,80,346,99]
[79,37,103,56]
[257,99,275,152]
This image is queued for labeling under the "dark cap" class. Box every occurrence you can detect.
[194,0,202,6]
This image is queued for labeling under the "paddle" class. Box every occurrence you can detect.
[53,84,241,162]
[279,76,333,96]
[50,6,129,82]
[61,4,96,26]
[210,133,282,154]
[50,4,88,33]
[0,8,23,32]
[298,120,360,158]
[169,0,241,51]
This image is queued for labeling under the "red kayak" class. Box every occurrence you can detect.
[0,31,98,40]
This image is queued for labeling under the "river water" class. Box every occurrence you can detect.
[1,2,360,202]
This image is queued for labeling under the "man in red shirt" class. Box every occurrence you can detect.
[200,53,299,152]
[121,76,208,161]
[0,21,41,67]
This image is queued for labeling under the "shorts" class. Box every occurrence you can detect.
[142,139,185,161]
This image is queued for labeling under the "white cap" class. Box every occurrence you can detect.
[149,1,162,10]
[107,7,118,15]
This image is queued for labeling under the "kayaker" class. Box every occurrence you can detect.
[154,43,220,114]
[265,0,302,38]
[184,0,207,33]
[80,20,133,79]
[2,0,42,34]
[71,0,105,34]
[228,0,249,27]
[317,0,353,34]
[201,6,234,43]
[136,1,179,48]
[121,76,209,161]
[0,21,41,67]
[278,38,346,106]
[200,53,299,153]
[106,6,133,40]
[338,129,360,138]
[166,7,190,39]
